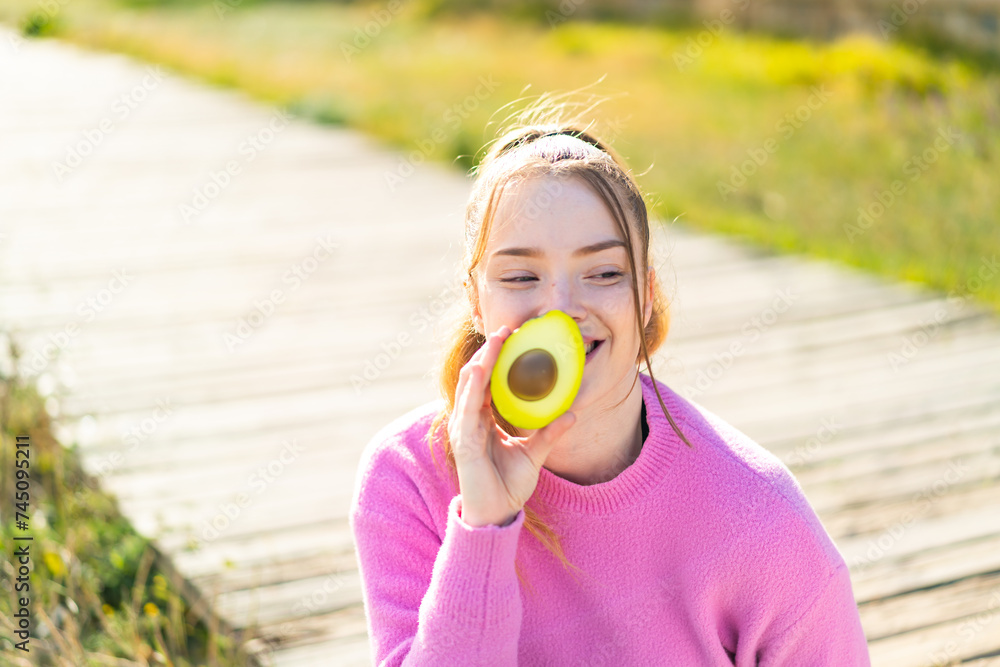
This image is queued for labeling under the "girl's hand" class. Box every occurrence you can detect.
[448,324,577,527]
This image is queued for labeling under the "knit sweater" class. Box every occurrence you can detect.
[349,372,871,666]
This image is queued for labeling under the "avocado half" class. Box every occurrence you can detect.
[490,310,586,430]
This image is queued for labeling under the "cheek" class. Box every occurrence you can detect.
[596,286,637,323]
[482,290,536,330]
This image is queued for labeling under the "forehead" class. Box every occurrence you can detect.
[486,173,624,250]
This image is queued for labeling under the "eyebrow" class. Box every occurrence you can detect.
[492,239,627,259]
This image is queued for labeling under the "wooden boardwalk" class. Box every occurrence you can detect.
[2,28,999,666]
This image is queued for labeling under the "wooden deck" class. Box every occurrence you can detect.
[2,28,999,666]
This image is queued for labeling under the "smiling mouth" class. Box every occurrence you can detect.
[585,339,604,363]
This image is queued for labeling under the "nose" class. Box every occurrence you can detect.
[539,275,586,323]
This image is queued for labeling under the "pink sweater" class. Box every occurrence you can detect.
[349,372,871,665]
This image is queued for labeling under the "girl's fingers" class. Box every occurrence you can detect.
[460,366,485,424]
[469,346,486,365]
[457,326,502,406]
[484,325,511,368]
[453,325,513,459]
[478,325,511,407]
[453,368,487,462]
[476,325,511,379]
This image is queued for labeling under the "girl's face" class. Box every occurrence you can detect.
[471,173,653,420]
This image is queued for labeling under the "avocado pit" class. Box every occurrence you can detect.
[507,348,558,401]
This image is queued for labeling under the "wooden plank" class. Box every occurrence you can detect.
[766,398,1000,460]
[669,335,1000,421]
[822,467,1000,539]
[263,630,371,667]
[838,507,1000,590]
[185,548,358,596]
[804,450,1000,515]
[54,375,437,453]
[170,527,358,588]
[250,605,370,655]
[691,373,1000,445]
[860,571,1000,641]
[69,412,400,473]
[867,590,1000,666]
[210,570,364,629]
[665,318,1000,395]
[853,535,1000,617]
[104,456,364,536]
[793,426,999,486]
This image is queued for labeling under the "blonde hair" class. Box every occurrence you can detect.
[425,96,693,597]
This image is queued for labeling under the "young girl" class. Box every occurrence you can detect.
[349,108,871,666]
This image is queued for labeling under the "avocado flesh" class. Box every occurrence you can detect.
[491,310,585,429]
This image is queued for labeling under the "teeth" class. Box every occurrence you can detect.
[587,340,598,354]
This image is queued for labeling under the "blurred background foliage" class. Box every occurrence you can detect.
[1,0,997,314]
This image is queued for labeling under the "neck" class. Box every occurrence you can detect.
[539,370,645,486]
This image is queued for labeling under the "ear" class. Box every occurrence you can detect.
[465,277,485,336]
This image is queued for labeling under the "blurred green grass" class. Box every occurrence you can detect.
[3,0,998,311]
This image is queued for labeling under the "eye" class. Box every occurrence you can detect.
[500,276,537,283]
[593,271,624,280]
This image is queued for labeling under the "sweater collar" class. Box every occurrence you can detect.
[530,372,684,516]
